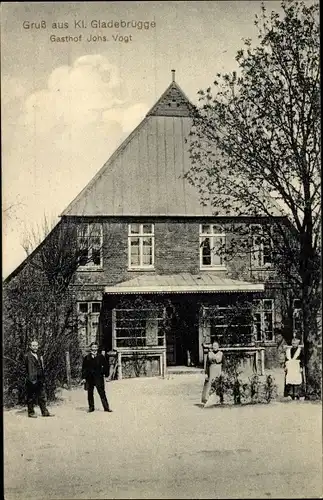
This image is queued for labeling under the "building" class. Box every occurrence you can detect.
[5,71,300,379]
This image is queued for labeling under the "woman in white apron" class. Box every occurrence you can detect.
[201,341,223,405]
[284,337,305,400]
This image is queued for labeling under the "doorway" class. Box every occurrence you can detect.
[166,300,199,366]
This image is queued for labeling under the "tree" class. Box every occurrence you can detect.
[3,216,118,405]
[3,264,80,404]
[185,0,321,398]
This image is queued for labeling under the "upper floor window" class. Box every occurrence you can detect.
[253,299,274,342]
[128,224,154,269]
[199,224,226,269]
[77,223,103,268]
[250,225,272,268]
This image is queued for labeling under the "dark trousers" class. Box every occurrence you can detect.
[284,383,302,400]
[26,381,49,415]
[87,379,109,411]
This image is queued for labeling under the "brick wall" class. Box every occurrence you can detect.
[155,221,199,274]
[73,218,280,288]
[72,218,289,359]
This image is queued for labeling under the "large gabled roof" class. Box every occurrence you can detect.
[61,71,283,218]
[62,71,208,217]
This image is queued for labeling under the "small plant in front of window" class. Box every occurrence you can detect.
[264,374,277,403]
[209,371,277,406]
[249,374,261,403]
[211,374,225,403]
[233,378,241,404]
[240,382,251,404]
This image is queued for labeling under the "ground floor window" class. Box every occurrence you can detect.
[78,301,102,346]
[253,299,274,342]
[112,308,166,349]
[202,300,275,345]
[293,299,302,340]
[202,305,254,346]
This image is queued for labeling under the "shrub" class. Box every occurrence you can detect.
[3,267,81,407]
[210,372,277,405]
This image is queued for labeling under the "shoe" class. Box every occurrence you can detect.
[42,413,54,417]
[28,414,37,418]
[104,408,113,412]
[88,409,95,413]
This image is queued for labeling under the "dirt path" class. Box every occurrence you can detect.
[4,374,322,499]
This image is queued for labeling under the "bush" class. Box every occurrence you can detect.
[3,265,82,407]
[210,373,278,405]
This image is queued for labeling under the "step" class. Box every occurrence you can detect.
[167,366,204,375]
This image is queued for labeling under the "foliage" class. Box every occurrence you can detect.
[203,297,255,346]
[109,295,169,378]
[210,373,278,405]
[21,216,117,294]
[3,264,82,406]
[4,215,121,406]
[125,340,149,378]
[3,218,89,406]
[223,350,250,377]
[185,0,321,398]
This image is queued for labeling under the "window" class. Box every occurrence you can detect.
[128,224,154,269]
[250,225,272,268]
[113,308,166,348]
[199,224,226,269]
[202,305,253,346]
[253,299,274,342]
[78,301,102,346]
[77,223,103,268]
[293,299,302,340]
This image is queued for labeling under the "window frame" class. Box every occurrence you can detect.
[250,224,273,269]
[202,305,253,346]
[253,298,275,342]
[77,223,103,270]
[199,224,226,270]
[112,307,166,349]
[292,298,303,341]
[128,223,155,270]
[77,301,102,346]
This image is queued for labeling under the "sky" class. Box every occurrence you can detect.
[2,0,287,278]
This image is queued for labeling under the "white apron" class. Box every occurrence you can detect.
[285,347,302,385]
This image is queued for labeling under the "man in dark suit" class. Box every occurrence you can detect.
[81,342,112,413]
[25,339,53,418]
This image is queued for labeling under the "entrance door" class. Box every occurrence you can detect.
[166,301,199,366]
[166,330,176,365]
